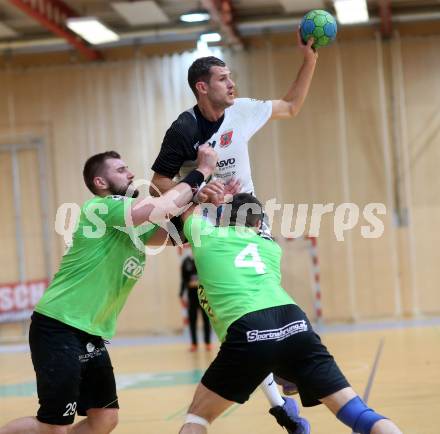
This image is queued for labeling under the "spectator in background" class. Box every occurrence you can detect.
[180,251,211,352]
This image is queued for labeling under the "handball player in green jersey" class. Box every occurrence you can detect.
[177,193,402,434]
[0,144,218,434]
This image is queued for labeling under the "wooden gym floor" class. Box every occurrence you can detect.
[0,322,439,433]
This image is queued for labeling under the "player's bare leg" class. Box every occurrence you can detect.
[0,417,69,434]
[321,387,402,434]
[68,409,118,434]
[179,383,234,434]
[260,373,284,406]
[0,409,117,434]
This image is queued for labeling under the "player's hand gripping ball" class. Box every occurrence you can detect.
[300,10,337,49]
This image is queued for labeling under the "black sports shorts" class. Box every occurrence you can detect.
[29,312,119,425]
[201,304,349,406]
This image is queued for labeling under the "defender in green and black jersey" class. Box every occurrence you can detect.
[0,146,217,434]
[178,193,402,434]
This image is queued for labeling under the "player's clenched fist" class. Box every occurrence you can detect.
[196,144,218,177]
[197,181,225,206]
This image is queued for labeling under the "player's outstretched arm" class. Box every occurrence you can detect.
[145,179,233,247]
[150,172,177,196]
[129,145,217,226]
[144,228,174,246]
[271,29,318,120]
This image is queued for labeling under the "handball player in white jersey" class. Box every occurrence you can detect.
[150,30,318,434]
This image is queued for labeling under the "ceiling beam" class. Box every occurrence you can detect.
[379,0,393,38]
[8,0,103,60]
[201,0,244,49]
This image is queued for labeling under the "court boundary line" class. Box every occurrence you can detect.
[1,317,440,354]
[351,338,385,434]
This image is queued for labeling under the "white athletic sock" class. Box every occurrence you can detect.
[184,413,209,427]
[260,373,285,407]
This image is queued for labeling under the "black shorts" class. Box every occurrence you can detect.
[201,304,349,407]
[29,312,119,425]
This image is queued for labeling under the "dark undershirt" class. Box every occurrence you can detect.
[151,105,225,179]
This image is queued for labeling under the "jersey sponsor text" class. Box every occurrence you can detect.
[217,158,236,168]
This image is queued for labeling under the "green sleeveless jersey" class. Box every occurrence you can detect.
[183,215,295,341]
[35,195,158,339]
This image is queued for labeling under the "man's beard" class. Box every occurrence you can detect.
[108,180,139,198]
[212,97,233,111]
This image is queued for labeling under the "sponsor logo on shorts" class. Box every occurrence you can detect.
[79,344,107,363]
[246,320,308,342]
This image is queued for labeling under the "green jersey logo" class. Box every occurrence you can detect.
[123,256,145,280]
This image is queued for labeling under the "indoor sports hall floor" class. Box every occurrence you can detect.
[1,320,439,434]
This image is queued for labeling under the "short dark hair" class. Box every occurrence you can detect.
[229,193,264,227]
[187,56,226,98]
[83,151,121,194]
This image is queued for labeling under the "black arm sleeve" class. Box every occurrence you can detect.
[151,112,199,178]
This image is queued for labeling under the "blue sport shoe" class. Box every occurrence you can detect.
[269,397,311,434]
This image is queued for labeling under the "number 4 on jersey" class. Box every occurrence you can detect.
[234,243,266,274]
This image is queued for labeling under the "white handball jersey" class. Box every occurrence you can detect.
[152,98,272,194]
[204,98,272,193]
